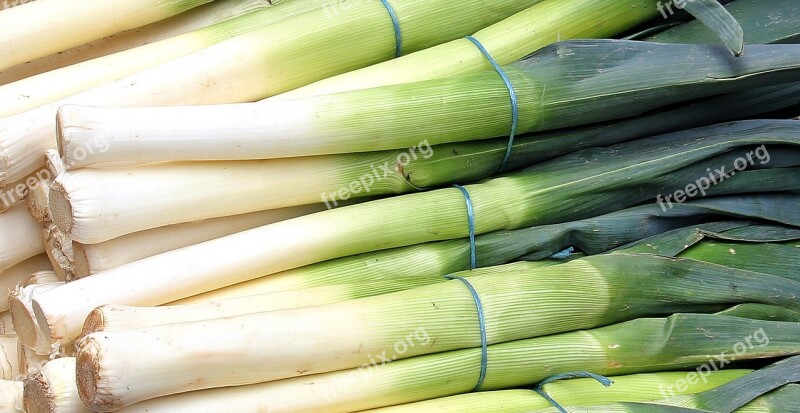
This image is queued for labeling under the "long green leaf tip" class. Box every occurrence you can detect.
[681,0,745,56]
[686,355,800,412]
[646,0,800,45]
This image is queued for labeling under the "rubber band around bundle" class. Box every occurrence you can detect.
[465,35,519,172]
[379,0,403,57]
[454,185,477,270]
[443,274,488,392]
[534,371,614,412]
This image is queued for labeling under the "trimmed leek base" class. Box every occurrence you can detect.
[0,0,272,86]
[41,224,73,282]
[364,370,752,413]
[113,315,800,413]
[0,204,44,272]
[74,255,800,410]
[43,150,64,178]
[0,254,51,313]
[72,204,324,276]
[10,280,64,355]
[24,179,50,222]
[0,0,215,72]
[23,357,91,413]
[0,379,23,413]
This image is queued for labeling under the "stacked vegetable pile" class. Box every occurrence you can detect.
[0,0,798,412]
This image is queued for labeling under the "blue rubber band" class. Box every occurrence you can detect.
[534,372,614,413]
[443,274,488,392]
[550,247,575,259]
[379,0,402,57]
[454,185,477,270]
[465,35,519,171]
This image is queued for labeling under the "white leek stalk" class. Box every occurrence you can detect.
[83,285,372,335]
[0,0,312,116]
[23,271,60,287]
[0,380,23,413]
[49,159,390,243]
[23,358,90,413]
[0,204,44,273]
[41,224,74,282]
[0,0,272,86]
[278,0,662,99]
[72,204,324,276]
[0,0,215,71]
[0,254,51,313]
[0,336,19,380]
[9,279,64,354]
[0,0,538,185]
[0,177,28,213]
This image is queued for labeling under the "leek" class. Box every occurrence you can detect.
[0,203,43,273]
[0,0,273,86]
[111,315,800,413]
[72,204,325,277]
[0,254,51,313]
[75,254,800,409]
[0,0,540,185]
[278,0,665,99]
[178,194,799,304]
[363,370,752,413]
[32,119,800,345]
[0,0,313,116]
[23,357,89,413]
[41,224,74,282]
[10,276,65,355]
[56,41,800,168]
[538,355,800,412]
[0,380,22,412]
[0,0,215,71]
